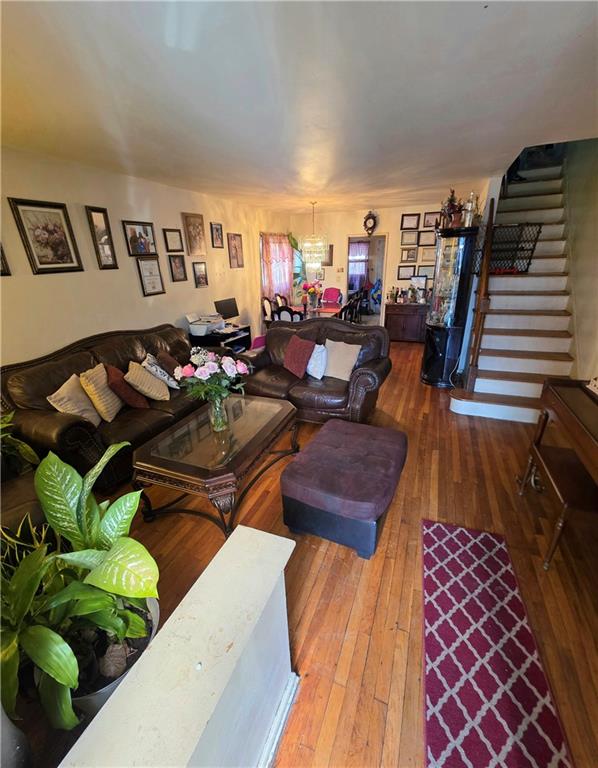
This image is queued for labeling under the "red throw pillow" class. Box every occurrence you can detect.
[106,364,150,409]
[283,335,316,379]
[157,350,180,377]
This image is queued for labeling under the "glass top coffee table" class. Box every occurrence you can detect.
[132,395,298,536]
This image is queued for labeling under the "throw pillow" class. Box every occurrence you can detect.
[125,362,170,401]
[106,364,150,409]
[47,374,102,427]
[324,339,361,381]
[141,354,179,389]
[306,344,327,380]
[156,350,181,378]
[283,335,316,379]
[80,364,123,423]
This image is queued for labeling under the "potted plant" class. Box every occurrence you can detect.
[441,189,464,228]
[0,442,159,730]
[302,280,322,308]
[0,412,39,481]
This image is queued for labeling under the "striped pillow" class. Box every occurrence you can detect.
[80,364,123,423]
[124,362,170,401]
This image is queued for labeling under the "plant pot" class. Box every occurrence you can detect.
[1,706,31,768]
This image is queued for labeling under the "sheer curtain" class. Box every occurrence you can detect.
[260,233,293,299]
[348,240,370,291]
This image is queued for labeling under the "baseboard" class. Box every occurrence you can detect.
[258,672,300,768]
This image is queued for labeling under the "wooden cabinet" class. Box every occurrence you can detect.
[384,303,427,342]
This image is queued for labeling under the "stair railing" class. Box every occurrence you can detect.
[466,197,495,392]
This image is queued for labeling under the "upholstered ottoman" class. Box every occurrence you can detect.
[281,419,407,558]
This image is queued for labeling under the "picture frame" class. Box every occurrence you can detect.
[227,233,244,268]
[411,275,427,291]
[401,231,418,246]
[1,245,11,277]
[321,243,333,267]
[122,220,158,256]
[401,247,418,263]
[418,230,436,247]
[417,265,436,280]
[420,247,437,263]
[423,211,442,229]
[85,206,118,270]
[192,261,208,287]
[163,228,184,253]
[400,213,420,230]
[398,265,415,280]
[315,268,325,281]
[168,253,187,282]
[210,222,224,249]
[182,212,206,257]
[136,256,165,296]
[8,198,83,275]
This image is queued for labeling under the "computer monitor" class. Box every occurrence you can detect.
[214,297,239,322]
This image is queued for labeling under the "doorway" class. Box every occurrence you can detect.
[347,234,386,325]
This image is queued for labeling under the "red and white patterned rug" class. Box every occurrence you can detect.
[422,520,573,768]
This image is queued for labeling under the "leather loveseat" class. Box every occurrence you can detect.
[240,318,391,423]
[0,324,199,492]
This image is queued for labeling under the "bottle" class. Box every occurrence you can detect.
[463,191,476,227]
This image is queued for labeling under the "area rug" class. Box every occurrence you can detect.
[422,520,573,768]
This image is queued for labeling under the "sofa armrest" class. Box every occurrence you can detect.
[12,410,103,460]
[237,349,272,372]
[348,357,392,398]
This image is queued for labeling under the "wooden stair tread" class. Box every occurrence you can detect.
[480,348,573,361]
[530,253,568,258]
[450,389,543,410]
[485,309,571,316]
[490,272,568,278]
[483,329,572,338]
[477,370,549,383]
[488,290,569,296]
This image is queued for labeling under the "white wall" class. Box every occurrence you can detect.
[566,138,598,379]
[1,147,289,364]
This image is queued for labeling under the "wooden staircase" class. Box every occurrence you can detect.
[450,165,574,423]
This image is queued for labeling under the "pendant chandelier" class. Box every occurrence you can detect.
[300,202,328,268]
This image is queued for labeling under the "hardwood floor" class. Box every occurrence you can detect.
[28,342,598,766]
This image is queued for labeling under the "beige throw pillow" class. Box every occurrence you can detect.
[124,361,170,401]
[47,374,102,427]
[80,364,123,422]
[324,339,361,381]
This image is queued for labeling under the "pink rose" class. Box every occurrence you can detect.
[181,364,196,378]
[206,351,217,362]
[205,361,219,374]
[221,356,237,377]
[194,365,211,380]
[236,360,249,375]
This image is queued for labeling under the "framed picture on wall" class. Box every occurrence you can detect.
[420,247,436,263]
[163,228,184,253]
[401,231,418,246]
[210,222,224,248]
[85,206,118,270]
[192,261,208,287]
[423,211,442,228]
[315,268,325,280]
[411,275,427,291]
[321,244,333,266]
[1,245,11,277]
[168,253,187,282]
[122,220,158,256]
[227,233,244,268]
[8,198,83,274]
[401,247,418,263]
[136,256,165,296]
[182,212,206,257]
[418,230,436,247]
[398,265,415,280]
[417,265,436,280]
[400,213,420,230]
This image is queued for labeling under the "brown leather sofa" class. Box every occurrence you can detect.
[0,324,199,492]
[241,318,391,423]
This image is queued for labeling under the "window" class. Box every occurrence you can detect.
[348,239,369,292]
[260,233,293,300]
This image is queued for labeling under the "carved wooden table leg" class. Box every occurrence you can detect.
[516,410,549,495]
[543,504,569,570]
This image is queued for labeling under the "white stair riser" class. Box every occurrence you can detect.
[481,335,571,353]
[475,378,544,398]
[478,355,572,375]
[519,166,562,180]
[498,194,563,211]
[450,397,541,424]
[490,294,569,310]
[534,240,566,256]
[484,314,571,331]
[538,224,566,240]
[495,208,564,225]
[489,275,568,291]
[529,258,567,273]
[507,179,562,197]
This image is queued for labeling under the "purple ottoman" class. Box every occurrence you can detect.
[281,419,408,558]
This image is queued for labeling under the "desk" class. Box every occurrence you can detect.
[517,378,598,569]
[190,324,252,352]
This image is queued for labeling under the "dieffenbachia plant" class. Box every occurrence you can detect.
[0,442,159,729]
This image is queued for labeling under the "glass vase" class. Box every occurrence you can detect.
[209,398,229,432]
[309,293,318,308]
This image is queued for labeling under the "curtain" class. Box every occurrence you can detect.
[260,233,293,299]
[348,240,369,291]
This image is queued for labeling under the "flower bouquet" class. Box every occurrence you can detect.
[302,280,322,308]
[174,348,249,431]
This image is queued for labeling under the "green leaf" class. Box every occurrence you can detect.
[34,453,84,550]
[37,673,79,730]
[77,443,129,533]
[81,495,101,549]
[120,610,148,638]
[83,610,126,640]
[68,593,115,617]
[56,549,107,571]
[38,582,109,612]
[20,626,78,688]
[98,491,141,549]
[8,545,49,626]
[0,630,19,716]
[98,499,110,517]
[84,537,159,598]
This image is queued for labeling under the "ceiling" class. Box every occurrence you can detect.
[2,2,597,213]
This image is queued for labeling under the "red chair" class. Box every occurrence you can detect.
[321,287,342,308]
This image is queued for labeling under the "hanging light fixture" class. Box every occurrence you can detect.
[300,202,328,268]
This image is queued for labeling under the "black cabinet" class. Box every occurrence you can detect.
[384,303,427,342]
